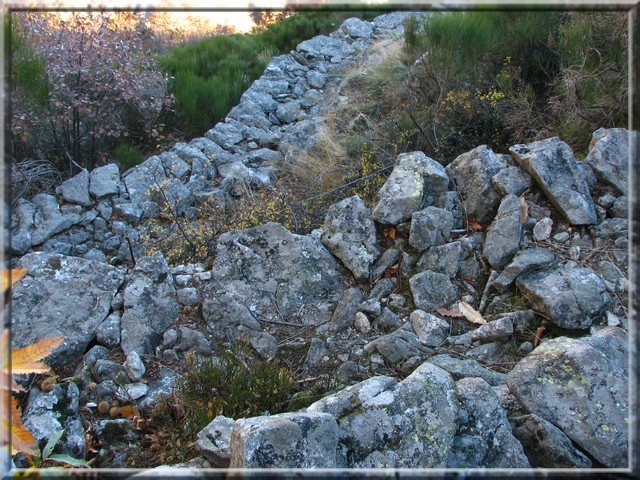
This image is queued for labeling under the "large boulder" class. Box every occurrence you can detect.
[583,127,628,195]
[202,223,346,356]
[11,253,125,368]
[120,253,180,355]
[321,195,379,282]
[445,145,506,224]
[372,151,449,225]
[307,362,459,468]
[515,264,609,329]
[229,412,339,468]
[507,327,628,467]
[447,377,530,468]
[510,137,597,225]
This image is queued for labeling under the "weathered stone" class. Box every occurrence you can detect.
[584,127,628,195]
[532,217,553,241]
[308,362,459,468]
[482,194,522,270]
[416,242,461,278]
[113,202,143,226]
[96,312,121,348]
[471,317,513,343]
[297,35,355,62]
[511,414,592,468]
[370,248,401,282]
[303,338,327,374]
[372,151,449,225]
[329,287,364,333]
[176,287,199,306]
[196,416,235,467]
[364,324,428,364]
[432,190,464,228]
[510,137,597,225]
[492,248,556,292]
[427,354,506,386]
[507,327,628,467]
[516,264,609,329]
[447,377,529,468]
[372,307,400,333]
[120,253,180,355]
[31,194,80,246]
[410,270,458,311]
[11,198,36,254]
[90,163,121,199]
[491,166,532,197]
[340,17,374,38]
[368,277,396,301]
[11,253,125,368]
[353,312,371,333]
[123,351,145,382]
[445,145,506,224]
[229,412,339,468]
[122,156,168,205]
[321,195,379,282]
[61,168,92,207]
[409,207,454,251]
[466,342,502,363]
[410,310,449,347]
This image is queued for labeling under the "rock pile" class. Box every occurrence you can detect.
[7,12,630,472]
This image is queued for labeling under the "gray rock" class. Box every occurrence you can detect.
[364,324,428,364]
[297,35,355,62]
[409,207,454,251]
[11,253,125,368]
[123,351,145,382]
[584,127,628,195]
[94,359,127,383]
[359,298,381,316]
[427,354,506,386]
[202,223,345,355]
[83,345,109,368]
[246,148,283,165]
[447,377,530,468]
[229,412,339,468]
[206,122,246,149]
[90,163,120,199]
[589,217,628,240]
[96,312,122,348]
[22,383,85,459]
[370,248,401,282]
[507,327,628,467]
[466,342,502,363]
[410,310,449,347]
[516,264,609,329]
[368,277,396,301]
[122,155,168,205]
[93,419,142,468]
[353,312,371,333]
[511,414,592,468]
[492,247,556,292]
[113,202,143,226]
[482,194,522,270]
[611,195,628,218]
[329,287,364,333]
[196,416,235,467]
[410,270,458,311]
[31,194,80,246]
[340,17,374,38]
[177,287,199,306]
[373,307,400,332]
[491,166,532,197]
[532,217,553,241]
[307,362,459,468]
[445,145,506,224]
[306,71,326,89]
[120,253,180,355]
[60,168,92,207]
[416,242,461,278]
[117,383,148,401]
[11,198,37,254]
[372,151,449,225]
[432,190,464,228]
[321,196,379,282]
[510,137,597,225]
[471,317,513,343]
[303,338,327,375]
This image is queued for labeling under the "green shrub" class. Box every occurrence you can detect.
[113,144,145,171]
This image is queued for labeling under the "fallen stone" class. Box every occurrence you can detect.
[492,247,556,292]
[510,137,597,225]
[90,163,121,199]
[427,354,506,386]
[491,166,532,197]
[196,416,235,467]
[482,194,522,270]
[328,288,364,333]
[584,127,628,195]
[410,310,449,347]
[410,270,458,311]
[60,169,92,207]
[417,242,461,278]
[409,207,454,251]
[364,324,428,364]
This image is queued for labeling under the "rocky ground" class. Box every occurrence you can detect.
[6,12,632,474]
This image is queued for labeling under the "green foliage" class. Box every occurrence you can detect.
[33,429,89,468]
[8,21,49,108]
[113,143,145,171]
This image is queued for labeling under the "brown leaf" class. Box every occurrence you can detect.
[10,336,64,375]
[519,195,529,225]
[8,396,39,456]
[383,227,396,240]
[0,269,28,292]
[119,405,140,420]
[436,307,465,318]
[458,301,487,324]
[533,325,546,347]
[467,220,484,232]
[384,264,399,278]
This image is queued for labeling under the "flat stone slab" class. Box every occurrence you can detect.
[584,127,628,195]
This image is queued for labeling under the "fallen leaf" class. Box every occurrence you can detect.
[119,405,140,420]
[0,269,28,292]
[8,396,39,456]
[384,264,399,277]
[436,307,465,318]
[519,195,529,225]
[467,220,484,232]
[383,227,396,240]
[533,325,546,347]
[10,336,64,375]
[458,301,487,324]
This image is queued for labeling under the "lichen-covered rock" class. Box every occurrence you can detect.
[229,412,339,468]
[511,414,592,468]
[416,242,461,278]
[445,145,506,224]
[410,310,449,347]
[11,198,37,254]
[31,194,81,246]
[409,207,454,251]
[363,324,428,364]
[584,127,628,195]
[321,195,379,282]
[120,253,180,355]
[60,168,92,207]
[447,377,529,468]
[409,270,458,311]
[202,223,346,356]
[308,362,459,468]
[196,416,235,467]
[427,354,506,386]
[491,165,532,197]
[482,194,522,270]
[372,151,449,225]
[515,264,609,329]
[506,327,628,467]
[12,253,125,368]
[510,137,597,225]
[89,163,121,199]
